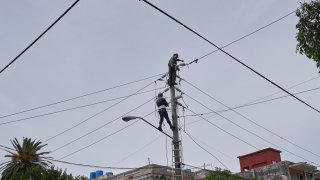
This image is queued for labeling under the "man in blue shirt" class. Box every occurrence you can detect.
[156,92,174,131]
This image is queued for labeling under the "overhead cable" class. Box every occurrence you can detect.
[0,0,80,75]
[0,73,165,119]
[0,87,164,127]
[112,135,162,166]
[183,86,320,117]
[183,93,320,166]
[53,159,180,170]
[141,0,320,114]
[183,79,320,159]
[243,75,320,105]
[183,130,229,170]
[0,145,14,151]
[58,110,157,160]
[196,10,296,60]
[184,107,259,150]
[44,75,165,143]
[50,98,154,152]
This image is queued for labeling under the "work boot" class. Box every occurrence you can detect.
[157,126,163,132]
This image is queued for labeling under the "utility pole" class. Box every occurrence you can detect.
[168,58,182,180]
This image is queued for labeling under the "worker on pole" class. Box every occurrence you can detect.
[168,53,184,87]
[156,92,174,131]
[168,53,183,180]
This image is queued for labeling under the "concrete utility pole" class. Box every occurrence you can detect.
[168,63,182,180]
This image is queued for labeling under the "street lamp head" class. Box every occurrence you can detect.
[122,116,138,122]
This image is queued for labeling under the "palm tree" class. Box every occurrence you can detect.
[0,137,51,180]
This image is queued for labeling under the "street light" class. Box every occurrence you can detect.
[122,115,173,139]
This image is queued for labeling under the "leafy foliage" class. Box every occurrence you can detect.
[0,138,51,179]
[296,0,320,72]
[3,165,87,180]
[206,168,243,180]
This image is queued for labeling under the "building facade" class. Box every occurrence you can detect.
[94,164,211,180]
[237,148,320,180]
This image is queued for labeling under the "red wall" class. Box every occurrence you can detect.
[238,148,281,172]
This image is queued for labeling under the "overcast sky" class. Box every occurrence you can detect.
[1,0,319,178]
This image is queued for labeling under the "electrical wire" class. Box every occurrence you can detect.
[0,87,165,127]
[0,144,14,151]
[112,135,162,166]
[57,120,139,160]
[183,93,320,166]
[0,143,173,171]
[52,159,138,170]
[182,86,320,118]
[0,0,80,75]
[0,73,165,119]
[141,0,320,114]
[50,97,154,152]
[184,106,259,150]
[58,110,158,160]
[53,159,181,170]
[184,134,237,163]
[183,80,320,159]
[196,10,297,60]
[243,75,320,105]
[44,77,164,143]
[183,130,229,170]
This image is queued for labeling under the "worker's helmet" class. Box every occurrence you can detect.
[158,92,163,97]
[173,53,179,58]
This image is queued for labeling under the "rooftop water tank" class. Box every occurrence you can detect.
[90,172,96,180]
[96,170,103,177]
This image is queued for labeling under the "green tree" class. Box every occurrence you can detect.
[296,0,320,72]
[0,138,51,180]
[206,168,243,180]
[8,165,87,180]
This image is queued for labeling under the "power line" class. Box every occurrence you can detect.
[242,75,320,105]
[183,79,320,159]
[184,107,259,150]
[196,10,296,60]
[183,93,320,166]
[57,121,138,160]
[112,135,162,166]
[0,144,175,171]
[52,159,138,170]
[183,130,229,170]
[141,0,320,114]
[0,73,165,119]
[45,80,159,143]
[0,144,14,151]
[0,0,80,75]
[182,86,320,117]
[183,134,237,162]
[57,110,157,160]
[53,159,185,171]
[50,97,154,152]
[0,87,164,127]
